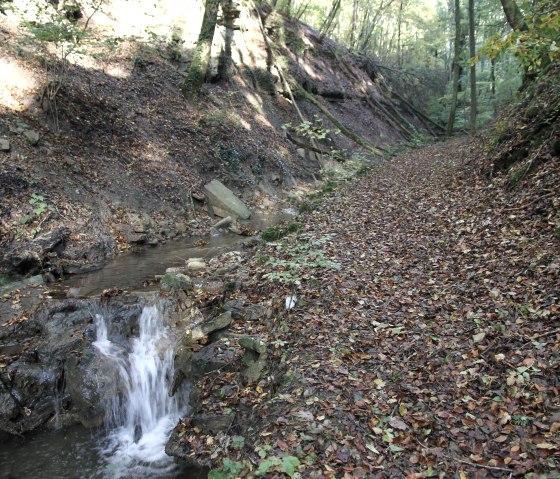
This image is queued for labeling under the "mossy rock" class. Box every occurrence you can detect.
[160,273,193,292]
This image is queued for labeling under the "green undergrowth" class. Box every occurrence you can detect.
[295,159,370,214]
[261,220,302,242]
[260,233,341,286]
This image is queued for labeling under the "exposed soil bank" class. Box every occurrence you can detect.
[0,2,435,282]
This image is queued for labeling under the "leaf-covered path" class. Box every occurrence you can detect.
[177,138,559,478]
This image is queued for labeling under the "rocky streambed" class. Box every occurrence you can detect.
[0,217,285,477]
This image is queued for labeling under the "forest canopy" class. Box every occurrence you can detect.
[270,0,559,130]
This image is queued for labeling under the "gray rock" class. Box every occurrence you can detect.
[165,266,188,274]
[187,261,206,271]
[0,274,44,296]
[239,336,266,354]
[211,205,231,218]
[127,233,147,244]
[204,179,251,219]
[4,227,69,275]
[192,413,234,434]
[239,336,267,383]
[190,338,239,378]
[9,122,28,134]
[0,138,10,152]
[65,346,126,428]
[212,216,233,230]
[160,273,193,292]
[223,300,266,322]
[176,222,187,235]
[66,288,81,299]
[22,130,40,146]
[191,311,232,340]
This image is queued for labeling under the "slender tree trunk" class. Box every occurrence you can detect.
[358,0,393,53]
[283,0,292,16]
[319,0,342,41]
[182,0,220,100]
[490,57,497,115]
[446,0,462,136]
[468,0,476,133]
[295,0,311,20]
[348,0,358,48]
[397,0,404,68]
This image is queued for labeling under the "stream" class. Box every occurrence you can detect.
[1,305,190,479]
[52,210,295,297]
[0,210,296,478]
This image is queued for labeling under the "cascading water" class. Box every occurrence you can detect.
[93,305,185,478]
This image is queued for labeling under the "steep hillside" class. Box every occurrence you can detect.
[0,1,436,280]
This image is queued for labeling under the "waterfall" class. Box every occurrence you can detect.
[93,305,184,478]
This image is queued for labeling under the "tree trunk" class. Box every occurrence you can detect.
[295,0,311,20]
[446,0,462,136]
[182,0,220,100]
[397,0,404,68]
[217,0,240,83]
[468,0,476,133]
[358,0,394,53]
[490,57,497,115]
[348,0,358,48]
[319,0,342,42]
[498,0,527,30]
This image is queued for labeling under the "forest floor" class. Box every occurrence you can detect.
[177,137,560,478]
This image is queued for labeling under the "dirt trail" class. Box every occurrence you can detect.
[173,138,560,478]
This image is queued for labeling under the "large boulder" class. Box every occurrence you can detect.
[204,180,251,219]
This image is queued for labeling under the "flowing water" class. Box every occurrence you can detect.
[53,209,296,297]
[93,305,185,478]
[1,210,297,477]
[0,305,191,479]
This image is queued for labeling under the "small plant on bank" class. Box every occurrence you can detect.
[263,234,341,286]
[21,0,104,128]
[208,458,244,479]
[261,221,302,242]
[282,114,340,142]
[409,132,430,148]
[297,199,321,213]
[508,162,530,185]
[254,444,301,477]
[11,193,55,240]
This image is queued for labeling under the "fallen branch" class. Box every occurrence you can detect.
[389,89,445,134]
[335,55,413,140]
[286,132,332,155]
[444,455,513,473]
[503,191,556,212]
[298,87,386,156]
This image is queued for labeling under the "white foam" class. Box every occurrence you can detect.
[93,306,184,477]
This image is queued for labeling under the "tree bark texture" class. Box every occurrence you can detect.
[468,0,477,133]
[499,0,527,31]
[182,0,220,100]
[446,0,463,136]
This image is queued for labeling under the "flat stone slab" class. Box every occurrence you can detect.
[204,179,251,219]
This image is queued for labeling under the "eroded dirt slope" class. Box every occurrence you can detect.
[0,2,434,280]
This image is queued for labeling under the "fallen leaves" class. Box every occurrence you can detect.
[173,138,560,477]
